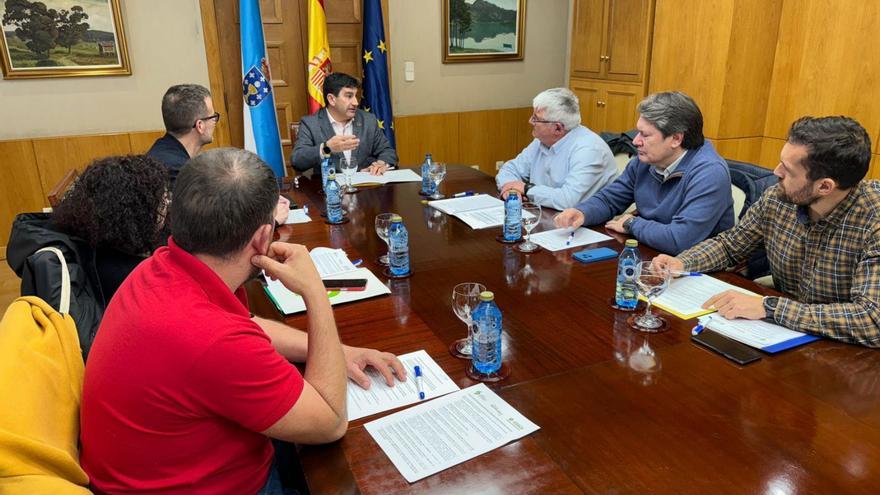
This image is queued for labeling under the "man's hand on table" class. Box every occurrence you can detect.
[366,160,391,176]
[499,180,526,199]
[553,208,585,230]
[274,196,290,225]
[343,345,407,390]
[703,290,766,320]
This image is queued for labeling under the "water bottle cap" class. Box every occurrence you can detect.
[625,239,638,247]
[479,291,494,301]
[508,190,518,197]
[390,214,403,223]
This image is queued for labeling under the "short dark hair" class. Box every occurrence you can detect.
[323,72,360,103]
[171,148,278,258]
[637,91,705,149]
[787,116,872,189]
[52,155,170,255]
[161,84,211,136]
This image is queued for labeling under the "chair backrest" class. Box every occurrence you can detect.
[47,169,79,208]
[731,183,747,224]
[289,121,300,142]
[726,159,778,219]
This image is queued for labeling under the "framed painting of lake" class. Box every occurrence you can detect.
[0,0,130,79]
[443,0,526,63]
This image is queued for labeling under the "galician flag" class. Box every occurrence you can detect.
[240,0,284,177]
[361,0,396,148]
[307,0,332,114]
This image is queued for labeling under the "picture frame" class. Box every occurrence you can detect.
[0,0,131,79]
[442,0,526,63]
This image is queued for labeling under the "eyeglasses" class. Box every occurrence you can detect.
[529,114,560,125]
[193,112,221,128]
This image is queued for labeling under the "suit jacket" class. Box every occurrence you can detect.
[291,108,398,176]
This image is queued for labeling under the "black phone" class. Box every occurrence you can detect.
[322,278,368,291]
[691,330,762,365]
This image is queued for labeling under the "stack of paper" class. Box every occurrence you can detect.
[347,350,459,421]
[350,168,422,186]
[430,194,536,229]
[283,208,311,225]
[263,247,390,315]
[529,227,612,251]
[364,383,540,483]
[697,315,820,353]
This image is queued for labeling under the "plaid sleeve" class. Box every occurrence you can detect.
[678,193,768,273]
[773,226,880,347]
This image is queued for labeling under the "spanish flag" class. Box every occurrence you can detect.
[307,0,332,114]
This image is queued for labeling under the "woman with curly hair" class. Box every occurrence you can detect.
[52,154,171,299]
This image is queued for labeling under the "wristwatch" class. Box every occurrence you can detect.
[321,142,332,157]
[762,296,780,319]
[623,217,636,234]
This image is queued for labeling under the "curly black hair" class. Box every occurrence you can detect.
[52,155,170,256]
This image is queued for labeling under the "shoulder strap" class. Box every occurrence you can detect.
[34,246,71,315]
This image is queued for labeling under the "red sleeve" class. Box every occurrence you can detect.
[186,319,303,432]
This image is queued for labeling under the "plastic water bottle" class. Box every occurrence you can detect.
[472,291,502,374]
[325,172,343,223]
[321,157,332,193]
[503,191,522,241]
[420,153,435,196]
[615,239,641,310]
[388,215,410,276]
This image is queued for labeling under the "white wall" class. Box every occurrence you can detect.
[0,0,210,140]
[388,0,571,115]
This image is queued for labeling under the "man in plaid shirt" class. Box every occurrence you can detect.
[655,116,880,347]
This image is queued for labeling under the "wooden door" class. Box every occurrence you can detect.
[570,0,607,80]
[212,0,371,167]
[570,79,605,131]
[605,0,651,82]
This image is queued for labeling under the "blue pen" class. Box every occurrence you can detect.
[673,271,702,277]
[303,204,310,215]
[453,191,475,198]
[351,259,363,267]
[565,230,575,246]
[692,316,714,336]
[414,365,425,400]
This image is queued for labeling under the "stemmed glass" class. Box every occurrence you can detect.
[632,261,671,331]
[374,212,396,265]
[428,162,447,200]
[341,156,358,194]
[450,282,486,358]
[516,202,542,252]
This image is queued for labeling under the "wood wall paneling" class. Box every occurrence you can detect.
[764,1,880,142]
[394,113,460,167]
[459,108,532,175]
[31,134,132,200]
[570,0,606,79]
[649,0,735,136]
[712,137,764,165]
[0,140,44,250]
[198,0,232,148]
[514,107,535,151]
[129,131,165,154]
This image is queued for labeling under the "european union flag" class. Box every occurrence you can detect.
[361,0,396,148]
[240,0,285,178]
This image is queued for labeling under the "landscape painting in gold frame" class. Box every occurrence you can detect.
[0,0,130,79]
[443,0,526,63]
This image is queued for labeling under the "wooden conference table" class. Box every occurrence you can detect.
[246,166,880,494]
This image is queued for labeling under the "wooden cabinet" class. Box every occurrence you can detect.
[570,79,642,133]
[569,0,654,133]
[570,0,654,83]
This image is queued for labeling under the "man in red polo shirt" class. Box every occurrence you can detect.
[80,148,405,494]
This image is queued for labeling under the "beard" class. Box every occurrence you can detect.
[779,181,820,206]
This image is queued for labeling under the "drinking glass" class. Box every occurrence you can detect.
[428,162,447,200]
[633,261,671,331]
[517,202,542,252]
[341,156,358,193]
[374,212,396,265]
[450,282,486,358]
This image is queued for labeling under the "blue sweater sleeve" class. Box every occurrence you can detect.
[574,158,637,224]
[628,163,732,255]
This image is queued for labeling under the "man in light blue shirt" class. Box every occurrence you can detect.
[496,88,618,210]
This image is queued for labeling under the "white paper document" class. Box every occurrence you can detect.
[347,350,459,421]
[529,227,613,251]
[697,315,819,352]
[652,275,757,319]
[350,168,423,186]
[430,195,536,229]
[283,208,311,224]
[263,247,390,314]
[365,383,540,483]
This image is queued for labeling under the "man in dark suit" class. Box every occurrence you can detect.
[292,72,398,178]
